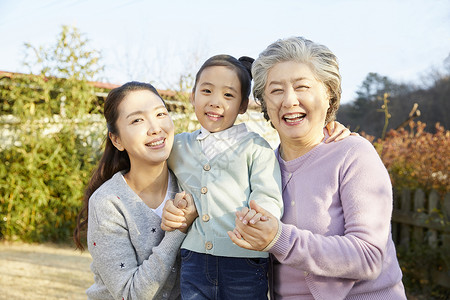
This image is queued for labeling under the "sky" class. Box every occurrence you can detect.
[0,0,449,104]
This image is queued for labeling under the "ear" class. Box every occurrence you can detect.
[109,132,124,151]
[238,99,248,114]
[190,91,195,106]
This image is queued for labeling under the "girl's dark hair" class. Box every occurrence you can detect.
[73,81,164,250]
[193,55,254,110]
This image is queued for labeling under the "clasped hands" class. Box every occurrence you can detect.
[161,195,278,252]
[161,191,198,234]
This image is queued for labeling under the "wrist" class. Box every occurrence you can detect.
[262,218,282,252]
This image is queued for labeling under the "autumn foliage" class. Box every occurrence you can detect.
[362,121,449,194]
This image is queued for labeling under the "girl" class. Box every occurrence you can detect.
[73,81,197,300]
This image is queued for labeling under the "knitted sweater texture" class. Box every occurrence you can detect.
[270,135,406,300]
[86,171,186,300]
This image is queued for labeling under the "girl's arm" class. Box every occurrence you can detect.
[246,135,284,219]
[88,196,185,299]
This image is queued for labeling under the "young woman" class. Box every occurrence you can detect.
[73,81,197,300]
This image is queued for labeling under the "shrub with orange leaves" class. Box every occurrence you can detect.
[363,121,449,194]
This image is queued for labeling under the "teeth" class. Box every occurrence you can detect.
[207,113,221,118]
[284,113,304,119]
[284,113,305,123]
[148,139,164,146]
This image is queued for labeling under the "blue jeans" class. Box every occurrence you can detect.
[180,249,269,300]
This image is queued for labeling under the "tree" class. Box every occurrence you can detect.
[0,25,105,242]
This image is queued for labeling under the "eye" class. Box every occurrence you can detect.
[201,89,211,94]
[224,92,234,98]
[157,111,168,117]
[131,118,143,124]
[295,85,309,90]
[270,88,283,94]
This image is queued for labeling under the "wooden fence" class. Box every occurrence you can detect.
[391,188,450,288]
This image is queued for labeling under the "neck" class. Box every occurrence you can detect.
[279,133,324,161]
[124,161,169,208]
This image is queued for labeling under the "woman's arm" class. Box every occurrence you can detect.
[88,196,186,299]
[231,139,393,281]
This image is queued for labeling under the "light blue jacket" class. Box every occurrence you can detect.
[168,129,283,258]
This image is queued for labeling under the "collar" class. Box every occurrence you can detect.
[197,123,248,141]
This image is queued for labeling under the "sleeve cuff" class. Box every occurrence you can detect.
[262,218,282,252]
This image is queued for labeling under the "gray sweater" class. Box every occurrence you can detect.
[86,171,186,300]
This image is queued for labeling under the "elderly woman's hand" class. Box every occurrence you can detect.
[228,200,279,251]
[324,121,359,143]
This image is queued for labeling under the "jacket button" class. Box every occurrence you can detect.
[202,214,210,222]
[201,187,208,194]
[203,164,211,171]
[205,241,213,250]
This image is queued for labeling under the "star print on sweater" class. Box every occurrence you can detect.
[151,228,156,233]
[120,263,125,268]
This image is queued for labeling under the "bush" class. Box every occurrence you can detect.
[364,121,449,194]
[363,121,450,298]
[0,119,103,242]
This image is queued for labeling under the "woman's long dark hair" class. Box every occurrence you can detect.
[73,81,164,250]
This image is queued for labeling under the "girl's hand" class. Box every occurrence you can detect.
[236,202,268,225]
[324,121,359,143]
[180,192,198,229]
[228,200,278,251]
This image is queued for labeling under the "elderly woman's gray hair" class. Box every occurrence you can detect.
[252,36,341,124]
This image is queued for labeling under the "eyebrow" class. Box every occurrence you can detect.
[200,82,238,93]
[267,77,309,86]
[125,105,166,119]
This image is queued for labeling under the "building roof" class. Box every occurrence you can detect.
[0,70,178,100]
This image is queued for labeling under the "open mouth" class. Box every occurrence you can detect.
[206,112,223,120]
[283,113,306,123]
[146,138,165,147]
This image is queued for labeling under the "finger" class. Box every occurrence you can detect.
[162,219,187,229]
[164,200,185,216]
[249,212,263,225]
[233,227,242,240]
[176,199,188,209]
[162,211,186,223]
[242,209,257,225]
[227,231,254,250]
[249,200,268,215]
[235,209,246,221]
[173,191,187,209]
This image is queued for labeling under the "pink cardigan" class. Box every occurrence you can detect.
[269,136,406,300]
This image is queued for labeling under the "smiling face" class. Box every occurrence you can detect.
[109,90,174,167]
[264,61,330,147]
[191,66,247,133]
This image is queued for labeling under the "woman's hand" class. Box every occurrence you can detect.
[161,192,197,233]
[324,121,359,143]
[228,200,279,251]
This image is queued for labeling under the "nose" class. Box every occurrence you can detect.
[282,86,299,108]
[147,118,161,135]
[208,94,221,108]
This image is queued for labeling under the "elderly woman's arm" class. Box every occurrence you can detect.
[230,138,393,281]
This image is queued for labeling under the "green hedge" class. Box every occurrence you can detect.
[0,121,102,242]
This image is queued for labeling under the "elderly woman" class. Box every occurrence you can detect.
[229,37,406,300]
